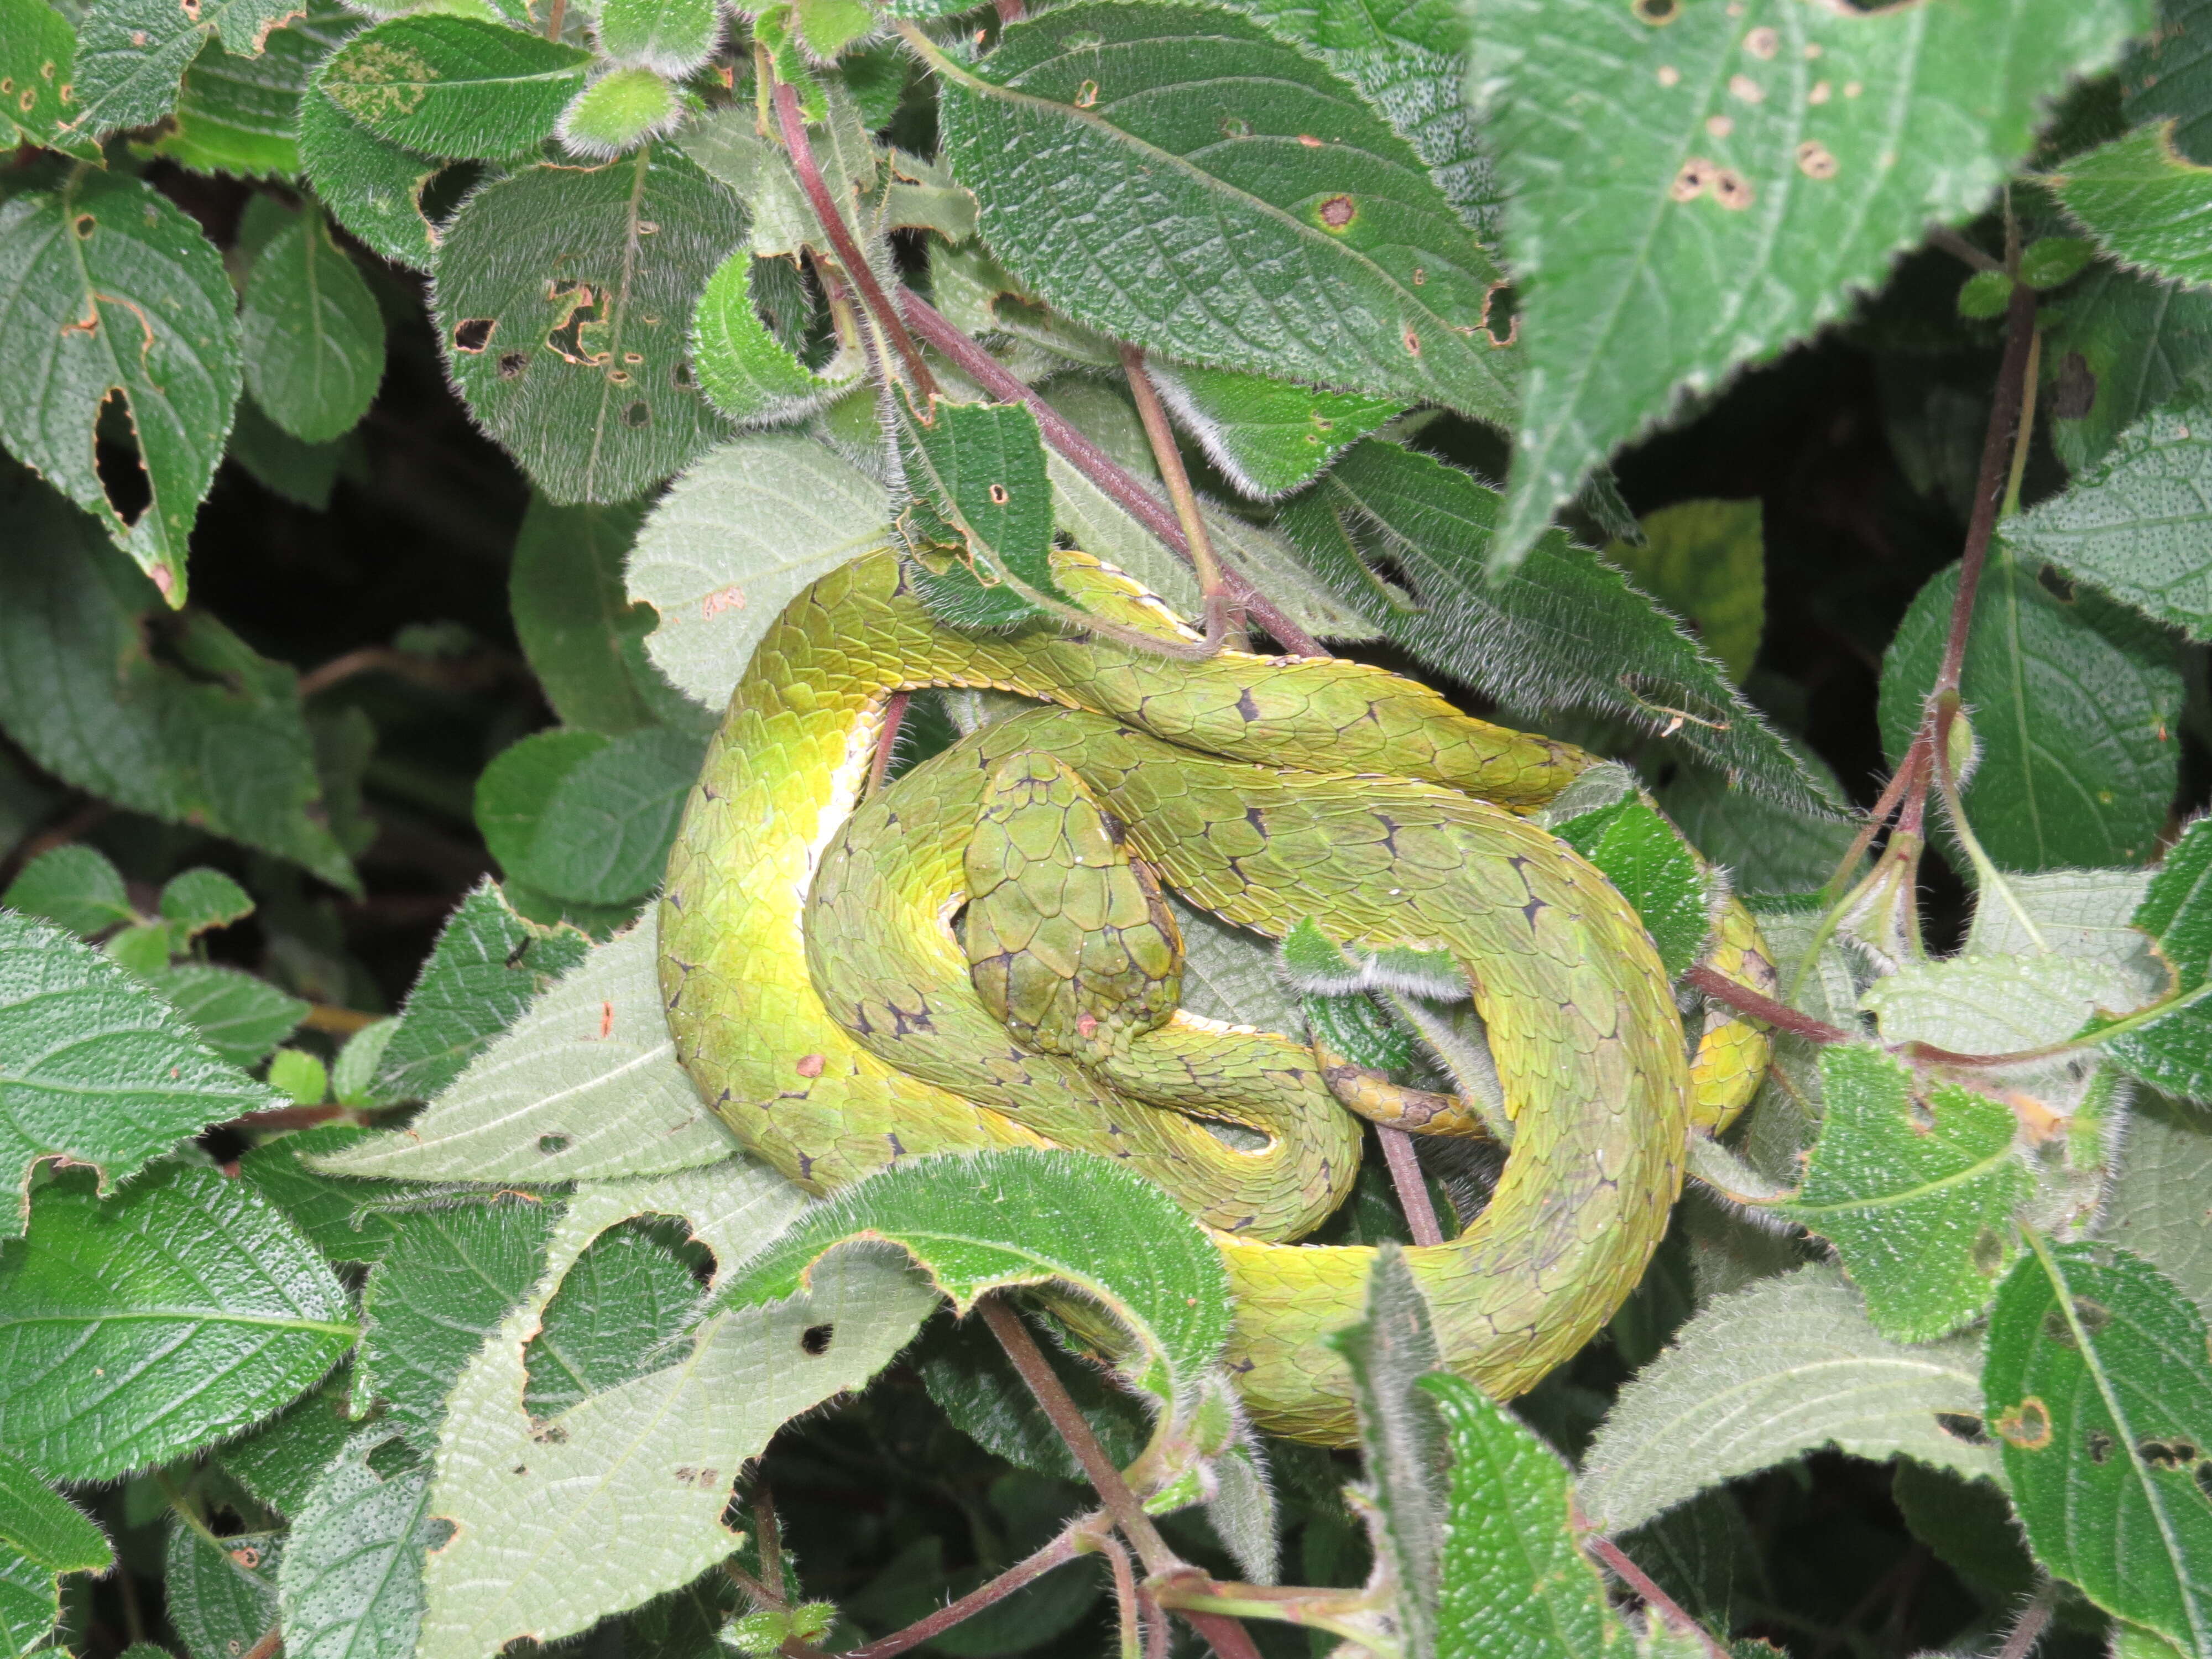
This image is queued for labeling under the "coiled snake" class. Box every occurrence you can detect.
[659,547,1771,1444]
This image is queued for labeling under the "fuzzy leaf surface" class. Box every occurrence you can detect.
[1469,0,2150,568]
[69,0,308,139]
[0,1165,353,1481]
[933,1,1516,425]
[298,72,441,271]
[149,2,358,178]
[164,1525,280,1659]
[2060,124,2212,289]
[278,1431,438,1659]
[2103,816,2212,1099]
[321,17,591,158]
[2101,1094,2212,1314]
[147,964,309,1067]
[1553,797,1710,980]
[1150,362,1404,500]
[2041,264,2212,472]
[243,212,387,445]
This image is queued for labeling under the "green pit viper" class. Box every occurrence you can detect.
[659,546,1775,1446]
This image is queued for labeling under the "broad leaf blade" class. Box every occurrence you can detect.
[1577,1267,1998,1536]
[934,1,1516,426]
[69,0,306,139]
[165,1525,280,1659]
[898,398,1064,627]
[321,17,592,158]
[1552,797,1710,980]
[299,72,442,271]
[2039,263,2212,472]
[1148,362,1405,500]
[0,1165,354,1480]
[1470,0,2150,568]
[242,212,387,444]
[2101,816,2212,1098]
[1983,1241,2212,1653]
[2059,124,2212,289]
[278,1431,439,1659]
[2101,1093,2212,1314]
[0,1453,107,1575]
[510,497,665,735]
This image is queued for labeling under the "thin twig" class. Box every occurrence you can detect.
[1093,1528,1144,1659]
[542,0,565,39]
[242,1625,283,1659]
[895,292,1325,657]
[866,691,911,797]
[1375,1125,1444,1246]
[301,1002,379,1036]
[841,1519,1095,1659]
[1586,1534,1728,1659]
[773,81,937,401]
[1686,966,1854,1047]
[225,1103,355,1134]
[296,644,513,700]
[1927,224,2004,274]
[1994,1583,2058,1659]
[755,1488,785,1597]
[1120,344,1245,649]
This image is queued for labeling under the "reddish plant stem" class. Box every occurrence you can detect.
[1685,966,1854,1046]
[225,1103,354,1134]
[867,690,911,796]
[1375,1124,1444,1246]
[242,1626,283,1659]
[773,81,937,401]
[895,293,1324,658]
[1119,343,1244,649]
[1585,1535,1728,1659]
[1994,1584,2058,1659]
[841,1521,1092,1659]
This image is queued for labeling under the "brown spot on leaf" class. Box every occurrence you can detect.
[1994,1397,2053,1451]
[1797,140,1838,179]
[1074,79,1099,107]
[1671,158,1715,201]
[702,583,745,617]
[988,482,1010,504]
[2052,351,2096,420]
[1632,0,1678,22]
[1707,113,1734,138]
[1318,194,1356,229]
[1297,133,1323,148]
[1744,25,1778,58]
[1712,170,1754,210]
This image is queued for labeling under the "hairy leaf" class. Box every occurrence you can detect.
[1983,1240,2212,1652]
[0,173,241,596]
[932,1,1516,426]
[165,1525,280,1659]
[899,398,1065,628]
[1863,955,2148,1056]
[0,0,92,155]
[321,925,735,1183]
[278,1430,439,1659]
[0,1165,353,1481]
[298,72,442,271]
[243,212,387,445]
[2059,124,2212,289]
[322,17,591,158]
[2101,816,2212,1098]
[596,0,721,76]
[690,252,855,427]
[1601,500,1765,685]
[69,0,309,139]
[1148,362,1404,500]
[627,432,893,710]
[1469,0,2150,568]
[216,1379,357,1517]
[148,3,358,179]
[524,1223,698,1417]
[1552,797,1710,980]
[241,1125,401,1266]
[1274,441,1836,811]
[2,846,133,938]
[1879,549,2182,872]
[2103,1094,2212,1314]
[432,145,743,504]
[1576,1267,1998,1536]
[2040,263,2212,473]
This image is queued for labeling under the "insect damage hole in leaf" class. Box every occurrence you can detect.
[91,387,153,533]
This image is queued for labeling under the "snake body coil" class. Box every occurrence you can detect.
[660,549,1744,1444]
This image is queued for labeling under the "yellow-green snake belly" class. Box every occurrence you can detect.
[659,548,1767,1444]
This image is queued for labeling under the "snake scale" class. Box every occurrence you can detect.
[659,547,1771,1444]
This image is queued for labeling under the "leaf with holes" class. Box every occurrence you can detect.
[243,211,387,444]
[68,0,315,140]
[1783,1047,2028,1343]
[722,1147,1231,1414]
[165,1524,280,1659]
[149,2,361,179]
[1879,548,2183,872]
[299,71,442,271]
[2041,264,2212,473]
[1983,1240,2212,1653]
[625,432,895,710]
[0,172,241,598]
[2099,817,2212,1100]
[2059,124,2212,289]
[2005,399,2212,641]
[0,0,97,156]
[432,144,743,504]
[1576,1266,1999,1535]
[321,16,592,159]
[524,1223,700,1418]
[415,1168,896,1659]
[0,1164,354,1480]
[929,1,1516,427]
[371,881,592,1103]
[1273,440,1837,812]
[1468,0,2150,569]
[898,398,1066,628]
[320,925,734,1184]
[0,909,275,1239]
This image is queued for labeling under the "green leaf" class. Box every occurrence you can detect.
[0,1164,354,1480]
[1863,955,2149,1056]
[556,66,679,159]
[216,1379,357,1516]
[594,0,720,76]
[1147,362,1405,500]
[321,17,591,159]
[0,0,94,155]
[145,963,310,1066]
[1601,501,1765,685]
[899,398,1065,628]
[2125,0,2212,161]
[268,1050,329,1105]
[0,473,362,886]
[723,1147,1232,1412]
[432,144,743,504]
[165,1525,280,1659]
[1469,0,2151,570]
[525,1223,698,1417]
[1784,1047,2028,1342]
[1551,797,1710,980]
[298,75,442,272]
[625,432,893,710]
[479,727,704,905]
[0,1452,107,1574]
[1575,1266,1999,1536]
[278,1430,438,1659]
[2059,123,2212,289]
[931,0,1515,426]
[1331,1244,1444,1659]
[690,252,857,427]
[330,1021,397,1110]
[68,0,309,139]
[0,173,242,598]
[225,393,358,511]
[476,728,609,875]
[0,910,275,1238]
[912,1312,1152,1487]
[1965,868,2165,994]
[148,3,359,179]
[2005,399,2212,640]
[1983,1239,2212,1653]
[1426,1371,1626,1659]
[161,869,254,938]
[2041,263,2212,473]
[319,925,734,1183]
[242,212,387,445]
[415,1168,911,1659]
[359,1193,560,1446]
[2,846,133,937]
[239,1125,401,1265]
[2101,816,2212,1098]
[510,497,663,734]
[372,881,592,1103]
[1878,548,2183,872]
[2102,1093,2212,1314]
[1655,750,1862,896]
[1274,440,1838,813]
